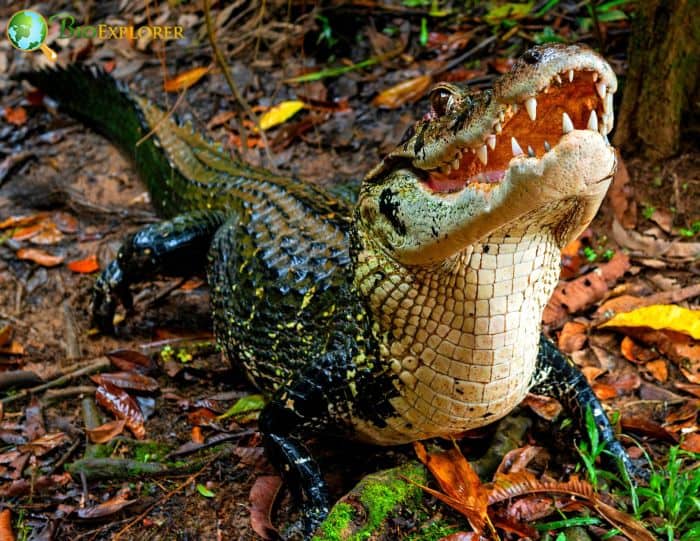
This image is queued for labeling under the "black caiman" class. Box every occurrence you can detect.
[20,44,635,537]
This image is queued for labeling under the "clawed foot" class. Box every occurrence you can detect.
[281,505,328,541]
[91,259,132,334]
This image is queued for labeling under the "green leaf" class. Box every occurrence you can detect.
[536,516,602,530]
[196,484,215,498]
[484,1,534,24]
[218,393,267,420]
[420,17,428,46]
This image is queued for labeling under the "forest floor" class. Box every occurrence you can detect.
[0,1,698,540]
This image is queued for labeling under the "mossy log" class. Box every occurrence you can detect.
[313,414,532,540]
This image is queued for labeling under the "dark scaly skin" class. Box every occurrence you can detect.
[19,45,637,538]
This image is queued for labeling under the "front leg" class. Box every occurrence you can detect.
[92,210,227,332]
[258,347,358,539]
[530,335,638,479]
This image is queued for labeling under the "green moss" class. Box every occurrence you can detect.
[315,463,428,540]
[406,519,461,541]
[313,502,356,541]
[357,463,425,535]
[133,440,171,462]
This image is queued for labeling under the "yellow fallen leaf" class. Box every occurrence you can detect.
[372,74,433,109]
[258,100,305,131]
[163,66,210,92]
[600,304,700,339]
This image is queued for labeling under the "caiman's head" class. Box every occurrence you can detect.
[358,44,617,266]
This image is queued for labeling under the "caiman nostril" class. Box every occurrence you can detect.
[523,48,542,64]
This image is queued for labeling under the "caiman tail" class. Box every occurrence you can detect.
[18,65,183,215]
[16,64,316,217]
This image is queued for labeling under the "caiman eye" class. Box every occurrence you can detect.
[429,87,454,117]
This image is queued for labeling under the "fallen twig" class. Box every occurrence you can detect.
[1,357,110,405]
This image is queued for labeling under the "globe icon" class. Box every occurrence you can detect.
[7,10,48,52]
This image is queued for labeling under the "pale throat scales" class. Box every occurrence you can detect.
[352,220,561,445]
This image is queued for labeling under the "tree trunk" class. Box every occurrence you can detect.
[613,0,700,159]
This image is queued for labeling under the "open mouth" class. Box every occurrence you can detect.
[425,69,614,193]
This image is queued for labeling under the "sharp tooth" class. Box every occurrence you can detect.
[543,87,550,94]
[562,112,574,134]
[486,134,496,150]
[512,103,519,113]
[554,74,562,84]
[525,97,537,121]
[476,145,488,165]
[452,158,460,170]
[456,150,463,159]
[442,164,451,175]
[592,72,599,82]
[605,93,614,115]
[511,137,524,156]
[494,122,502,134]
[527,145,535,158]
[498,111,505,122]
[596,82,607,100]
[604,135,610,145]
[568,69,574,82]
[587,110,598,131]
[544,140,551,152]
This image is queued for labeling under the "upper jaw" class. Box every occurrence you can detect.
[366,44,617,187]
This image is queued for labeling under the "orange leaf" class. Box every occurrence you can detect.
[372,75,433,109]
[414,442,492,535]
[592,382,617,400]
[3,106,27,126]
[644,359,668,382]
[163,66,210,92]
[0,508,14,541]
[86,419,126,444]
[681,432,700,453]
[68,255,100,273]
[16,248,63,267]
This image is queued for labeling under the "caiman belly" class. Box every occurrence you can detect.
[353,222,561,445]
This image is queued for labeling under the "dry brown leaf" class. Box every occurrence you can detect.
[674,381,700,398]
[496,445,545,475]
[680,432,700,453]
[644,359,668,382]
[86,419,126,444]
[581,366,605,384]
[592,383,617,400]
[607,152,637,229]
[620,335,658,363]
[95,382,146,439]
[76,489,136,519]
[558,321,588,353]
[488,471,655,541]
[594,284,700,323]
[372,75,433,109]
[91,372,159,393]
[543,252,630,328]
[522,394,563,421]
[16,248,63,267]
[612,219,700,260]
[415,442,494,536]
[249,475,282,540]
